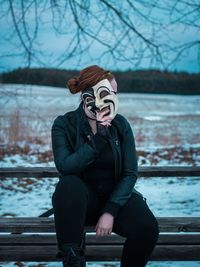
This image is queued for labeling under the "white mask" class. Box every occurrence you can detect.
[81,78,119,122]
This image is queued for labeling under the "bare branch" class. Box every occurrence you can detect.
[0,0,199,70]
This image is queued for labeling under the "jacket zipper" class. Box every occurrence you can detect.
[108,138,118,184]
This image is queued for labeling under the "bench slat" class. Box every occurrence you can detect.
[0,233,200,245]
[0,217,200,232]
[0,166,200,177]
[0,245,200,261]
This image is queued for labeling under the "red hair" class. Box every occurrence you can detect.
[67,65,115,94]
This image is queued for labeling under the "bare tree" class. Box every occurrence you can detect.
[0,0,199,70]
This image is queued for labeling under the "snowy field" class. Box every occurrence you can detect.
[0,84,200,267]
[1,83,200,150]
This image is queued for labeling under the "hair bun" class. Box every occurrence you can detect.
[67,76,81,94]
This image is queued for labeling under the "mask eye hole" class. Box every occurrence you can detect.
[100,90,109,98]
[86,97,94,103]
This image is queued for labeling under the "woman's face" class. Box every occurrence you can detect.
[81,78,119,121]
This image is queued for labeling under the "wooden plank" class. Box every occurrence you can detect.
[0,233,200,245]
[139,166,200,177]
[0,166,200,178]
[157,217,200,232]
[150,245,200,261]
[0,167,58,178]
[0,245,200,261]
[0,217,55,233]
[0,217,200,232]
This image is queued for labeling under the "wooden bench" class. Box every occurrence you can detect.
[0,166,200,262]
[0,217,200,261]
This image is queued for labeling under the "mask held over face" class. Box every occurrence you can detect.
[81,78,119,124]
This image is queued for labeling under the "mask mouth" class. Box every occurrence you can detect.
[98,105,110,115]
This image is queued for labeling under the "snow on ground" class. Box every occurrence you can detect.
[1,261,200,267]
[0,84,200,267]
[0,83,200,149]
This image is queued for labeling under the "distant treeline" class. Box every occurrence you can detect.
[0,67,200,94]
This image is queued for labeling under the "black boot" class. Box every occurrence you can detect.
[56,232,86,267]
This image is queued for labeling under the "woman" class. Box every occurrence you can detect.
[51,65,159,267]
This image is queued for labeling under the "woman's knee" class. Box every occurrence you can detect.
[57,175,87,189]
[126,214,159,246]
[134,196,159,241]
[118,198,159,243]
[142,213,159,242]
[54,175,89,198]
[128,209,159,251]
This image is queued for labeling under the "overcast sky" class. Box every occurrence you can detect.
[0,1,199,73]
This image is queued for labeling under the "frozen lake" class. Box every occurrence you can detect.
[0,84,200,267]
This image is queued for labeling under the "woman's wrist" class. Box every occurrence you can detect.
[101,201,121,218]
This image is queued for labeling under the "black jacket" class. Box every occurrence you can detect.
[51,101,143,218]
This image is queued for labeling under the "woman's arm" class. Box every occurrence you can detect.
[51,116,107,176]
[100,117,138,218]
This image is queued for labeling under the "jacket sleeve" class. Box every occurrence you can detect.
[100,118,138,218]
[51,116,107,176]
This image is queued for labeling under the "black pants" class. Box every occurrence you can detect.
[52,175,159,267]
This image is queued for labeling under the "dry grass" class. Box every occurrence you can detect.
[0,107,52,161]
[0,107,199,167]
[137,146,199,166]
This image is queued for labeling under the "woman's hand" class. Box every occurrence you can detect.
[95,212,114,237]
